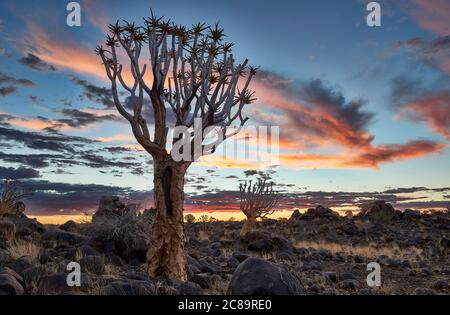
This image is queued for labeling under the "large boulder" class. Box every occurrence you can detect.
[37,273,93,295]
[7,215,46,237]
[92,196,137,222]
[7,255,39,275]
[0,267,24,295]
[59,220,78,232]
[42,229,88,245]
[289,210,302,220]
[359,200,398,221]
[302,205,340,220]
[227,258,304,295]
[101,279,155,295]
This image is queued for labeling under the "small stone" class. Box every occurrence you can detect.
[339,279,359,291]
[177,281,203,295]
[432,280,449,290]
[413,287,436,295]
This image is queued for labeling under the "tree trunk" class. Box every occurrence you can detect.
[146,157,189,281]
[240,214,256,236]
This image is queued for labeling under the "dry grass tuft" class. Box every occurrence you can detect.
[9,241,42,259]
[294,239,423,260]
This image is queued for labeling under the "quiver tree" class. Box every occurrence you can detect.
[96,12,257,281]
[239,179,280,236]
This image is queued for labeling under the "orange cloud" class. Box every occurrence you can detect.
[279,141,446,169]
[7,117,56,130]
[25,21,105,79]
[24,21,141,84]
[412,0,450,35]
[343,140,446,168]
[95,134,135,142]
[399,92,450,140]
[249,73,446,169]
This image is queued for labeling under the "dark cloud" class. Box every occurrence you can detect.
[105,146,133,153]
[0,85,17,96]
[383,187,428,194]
[78,153,136,169]
[255,72,375,149]
[0,72,34,96]
[0,151,60,168]
[244,170,258,177]
[19,53,56,72]
[0,166,40,179]
[395,36,450,73]
[390,76,424,105]
[0,126,93,153]
[300,79,374,136]
[20,180,152,215]
[57,108,120,127]
[71,76,114,108]
[0,113,14,126]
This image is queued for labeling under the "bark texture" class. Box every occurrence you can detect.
[240,215,256,236]
[146,158,189,281]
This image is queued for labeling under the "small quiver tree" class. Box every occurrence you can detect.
[239,179,280,236]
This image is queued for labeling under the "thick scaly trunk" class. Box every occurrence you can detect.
[240,214,257,236]
[146,157,188,281]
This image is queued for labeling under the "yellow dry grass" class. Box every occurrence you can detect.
[9,241,42,260]
[294,239,423,260]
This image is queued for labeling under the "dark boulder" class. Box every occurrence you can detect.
[42,229,88,245]
[177,281,203,295]
[190,273,211,289]
[248,239,275,251]
[0,267,24,295]
[0,273,24,295]
[59,220,78,232]
[289,210,302,220]
[302,206,340,220]
[7,255,38,275]
[101,279,155,295]
[7,215,46,236]
[227,258,304,295]
[37,272,93,295]
[92,196,138,223]
[359,200,398,222]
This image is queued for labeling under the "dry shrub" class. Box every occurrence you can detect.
[0,180,31,216]
[84,212,153,260]
[9,241,42,259]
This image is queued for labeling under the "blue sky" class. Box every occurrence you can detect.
[0,0,449,216]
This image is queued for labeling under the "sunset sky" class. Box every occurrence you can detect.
[0,0,449,219]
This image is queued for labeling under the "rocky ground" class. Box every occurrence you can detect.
[0,197,449,295]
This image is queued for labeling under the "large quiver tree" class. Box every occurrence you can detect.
[96,12,257,281]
